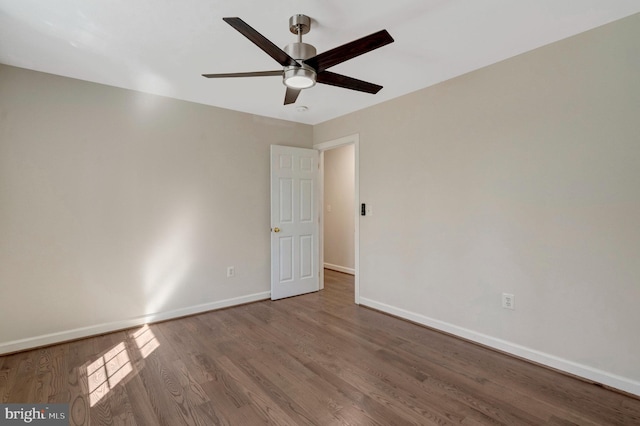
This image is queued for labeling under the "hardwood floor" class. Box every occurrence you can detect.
[1,269,639,425]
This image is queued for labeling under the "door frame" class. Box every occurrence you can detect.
[314,134,360,304]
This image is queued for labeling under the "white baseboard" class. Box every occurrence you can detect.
[324,262,355,275]
[359,297,640,397]
[0,291,270,355]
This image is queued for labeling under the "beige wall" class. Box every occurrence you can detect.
[314,14,640,394]
[0,64,312,352]
[323,145,355,273]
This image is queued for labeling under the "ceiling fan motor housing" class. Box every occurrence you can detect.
[284,42,316,61]
[283,42,317,88]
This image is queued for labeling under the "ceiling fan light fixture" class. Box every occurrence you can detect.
[283,66,316,89]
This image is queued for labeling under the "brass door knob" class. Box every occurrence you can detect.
[273,227,280,233]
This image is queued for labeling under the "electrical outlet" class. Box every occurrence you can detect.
[227,266,235,278]
[502,293,515,310]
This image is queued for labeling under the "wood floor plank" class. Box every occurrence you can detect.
[122,374,157,426]
[215,355,301,425]
[1,269,639,425]
[7,352,36,403]
[66,336,96,425]
[247,356,342,425]
[28,345,69,404]
[0,356,19,403]
[45,345,69,403]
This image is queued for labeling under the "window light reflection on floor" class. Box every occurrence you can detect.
[85,324,160,407]
[133,324,160,359]
[87,342,133,407]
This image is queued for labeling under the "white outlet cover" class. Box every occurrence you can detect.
[502,293,515,310]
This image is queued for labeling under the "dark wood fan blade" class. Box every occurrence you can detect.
[303,30,394,72]
[316,71,383,94]
[223,17,299,67]
[284,87,301,105]
[202,70,283,78]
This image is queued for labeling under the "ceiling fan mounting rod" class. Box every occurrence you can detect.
[284,15,316,62]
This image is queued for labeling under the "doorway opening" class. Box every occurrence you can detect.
[315,134,359,304]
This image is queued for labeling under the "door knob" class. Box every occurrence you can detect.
[273,227,280,233]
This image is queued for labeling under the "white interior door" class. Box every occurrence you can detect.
[270,145,319,300]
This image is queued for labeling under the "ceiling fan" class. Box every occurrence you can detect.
[202,14,394,105]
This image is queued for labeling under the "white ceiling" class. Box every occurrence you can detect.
[1,1,639,125]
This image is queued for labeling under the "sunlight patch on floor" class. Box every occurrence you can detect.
[133,324,160,359]
[84,324,160,407]
[86,342,133,407]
